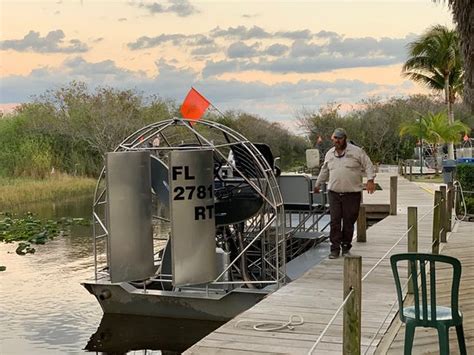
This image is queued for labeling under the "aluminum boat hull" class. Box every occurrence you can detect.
[82,281,268,322]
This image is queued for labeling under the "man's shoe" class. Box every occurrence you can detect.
[329,251,339,259]
[342,250,351,256]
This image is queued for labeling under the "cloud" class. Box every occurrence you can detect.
[0,57,414,124]
[264,43,289,57]
[210,26,313,41]
[128,26,411,72]
[0,30,89,53]
[227,41,260,58]
[315,30,342,40]
[210,26,271,40]
[191,44,220,56]
[288,34,413,61]
[290,40,323,57]
[136,0,198,17]
[202,54,400,77]
[197,31,414,76]
[275,30,313,40]
[127,33,215,50]
[128,34,187,50]
[325,34,414,59]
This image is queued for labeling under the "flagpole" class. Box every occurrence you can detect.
[209,103,227,118]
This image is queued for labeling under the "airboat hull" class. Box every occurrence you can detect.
[82,281,268,322]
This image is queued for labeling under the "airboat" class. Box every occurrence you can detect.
[83,117,330,321]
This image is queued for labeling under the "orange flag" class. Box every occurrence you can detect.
[180,88,210,120]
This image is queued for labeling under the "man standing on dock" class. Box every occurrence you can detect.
[314,128,376,259]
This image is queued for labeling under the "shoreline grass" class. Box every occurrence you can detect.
[0,174,96,210]
[412,175,444,183]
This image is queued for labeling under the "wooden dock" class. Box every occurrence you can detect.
[185,173,472,354]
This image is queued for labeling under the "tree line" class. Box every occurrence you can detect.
[0,82,310,178]
[298,95,472,165]
[1,81,472,180]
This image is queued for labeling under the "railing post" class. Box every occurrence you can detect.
[343,255,362,355]
[390,176,398,215]
[398,160,402,175]
[440,186,447,243]
[357,205,366,242]
[432,191,441,254]
[447,182,454,232]
[407,207,418,294]
[409,161,413,181]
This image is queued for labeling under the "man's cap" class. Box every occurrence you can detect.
[332,128,347,139]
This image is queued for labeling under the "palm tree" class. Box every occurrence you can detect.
[434,0,474,113]
[400,111,470,174]
[402,25,463,159]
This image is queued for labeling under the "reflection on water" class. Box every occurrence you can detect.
[7,194,94,219]
[86,314,223,354]
[0,196,99,355]
[0,196,216,354]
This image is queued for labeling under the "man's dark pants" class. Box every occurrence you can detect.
[328,190,362,253]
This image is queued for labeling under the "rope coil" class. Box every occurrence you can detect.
[234,314,304,332]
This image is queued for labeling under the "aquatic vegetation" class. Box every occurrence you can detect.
[0,212,90,255]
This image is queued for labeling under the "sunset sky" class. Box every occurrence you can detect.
[0,0,454,128]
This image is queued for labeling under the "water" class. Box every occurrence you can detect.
[0,196,221,355]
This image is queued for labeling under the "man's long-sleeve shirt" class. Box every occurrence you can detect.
[315,143,375,193]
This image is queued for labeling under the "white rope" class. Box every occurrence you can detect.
[361,226,413,282]
[417,203,439,222]
[453,180,467,222]
[234,314,304,332]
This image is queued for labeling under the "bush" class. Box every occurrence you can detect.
[456,163,474,214]
[456,163,474,191]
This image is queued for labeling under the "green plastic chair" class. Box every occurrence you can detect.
[390,253,466,355]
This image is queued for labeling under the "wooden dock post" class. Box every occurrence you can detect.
[407,207,418,294]
[409,161,413,181]
[432,190,441,254]
[390,176,398,215]
[343,256,362,355]
[447,182,454,232]
[440,186,447,243]
[357,205,366,242]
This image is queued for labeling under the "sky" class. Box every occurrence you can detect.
[0,0,454,129]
